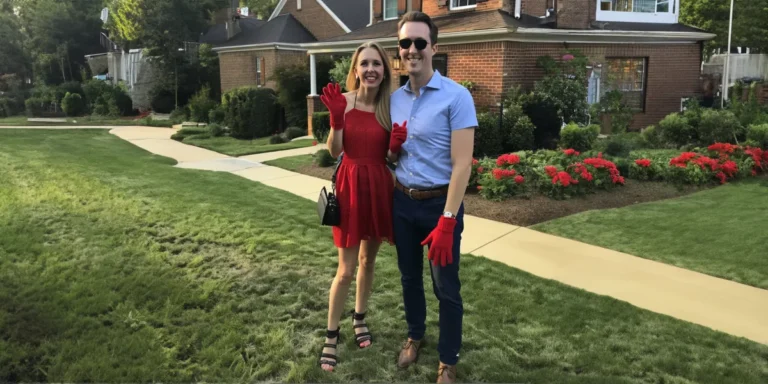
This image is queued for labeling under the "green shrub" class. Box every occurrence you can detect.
[312,112,331,142]
[61,92,85,117]
[641,125,665,148]
[284,126,307,140]
[92,93,120,117]
[150,89,176,114]
[474,112,504,157]
[659,113,694,148]
[170,107,188,124]
[171,127,208,142]
[207,123,224,137]
[25,97,47,117]
[509,115,536,152]
[698,109,742,145]
[222,87,280,139]
[208,105,226,124]
[188,86,216,123]
[273,60,333,128]
[315,149,336,167]
[81,80,133,116]
[329,56,352,90]
[57,81,85,99]
[603,133,648,158]
[521,92,562,149]
[269,134,289,144]
[0,97,19,117]
[558,123,599,152]
[747,123,768,148]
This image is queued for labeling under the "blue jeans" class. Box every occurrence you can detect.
[392,187,464,365]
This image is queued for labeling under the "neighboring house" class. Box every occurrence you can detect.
[202,0,370,93]
[206,0,716,133]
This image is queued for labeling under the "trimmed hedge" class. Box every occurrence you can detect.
[312,112,331,142]
[222,87,280,140]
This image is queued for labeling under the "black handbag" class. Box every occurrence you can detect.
[317,154,343,226]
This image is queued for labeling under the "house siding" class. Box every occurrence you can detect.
[279,0,347,40]
[522,0,550,17]
[556,0,596,29]
[219,49,306,93]
[424,0,509,18]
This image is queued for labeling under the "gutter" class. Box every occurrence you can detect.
[212,42,305,52]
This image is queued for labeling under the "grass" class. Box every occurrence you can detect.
[533,178,768,289]
[263,153,317,171]
[181,135,315,157]
[0,115,174,127]
[1,129,767,383]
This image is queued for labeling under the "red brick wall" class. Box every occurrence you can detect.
[424,0,508,18]
[556,0,595,29]
[504,42,703,129]
[383,41,703,130]
[522,0,550,17]
[219,50,307,94]
[279,0,346,40]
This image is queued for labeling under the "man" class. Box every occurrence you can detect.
[387,11,477,384]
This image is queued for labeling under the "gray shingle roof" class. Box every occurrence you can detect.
[322,0,371,31]
[201,14,316,48]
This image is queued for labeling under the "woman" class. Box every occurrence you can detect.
[317,41,407,372]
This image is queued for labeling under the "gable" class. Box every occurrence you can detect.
[270,0,370,36]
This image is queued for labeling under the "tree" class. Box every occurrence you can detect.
[681,0,768,56]
[0,12,29,77]
[242,0,279,19]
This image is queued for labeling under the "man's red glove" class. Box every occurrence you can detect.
[319,82,346,130]
[421,216,456,267]
[389,121,407,153]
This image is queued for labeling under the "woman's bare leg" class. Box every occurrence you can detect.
[321,245,360,371]
[353,239,381,348]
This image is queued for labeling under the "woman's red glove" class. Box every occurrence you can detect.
[389,121,408,153]
[319,82,347,130]
[421,216,456,267]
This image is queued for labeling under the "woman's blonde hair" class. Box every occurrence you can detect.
[345,41,393,132]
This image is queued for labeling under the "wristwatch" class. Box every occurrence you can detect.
[443,211,456,219]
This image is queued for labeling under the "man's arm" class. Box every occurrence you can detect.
[444,128,475,216]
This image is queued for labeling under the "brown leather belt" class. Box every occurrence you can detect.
[395,179,449,200]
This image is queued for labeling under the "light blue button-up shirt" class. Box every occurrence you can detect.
[390,70,478,190]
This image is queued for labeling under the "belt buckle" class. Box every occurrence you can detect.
[407,188,415,199]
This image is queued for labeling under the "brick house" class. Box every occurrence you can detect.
[204,0,715,133]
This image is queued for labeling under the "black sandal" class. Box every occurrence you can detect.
[351,310,372,348]
[319,327,340,371]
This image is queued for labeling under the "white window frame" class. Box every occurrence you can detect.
[596,0,678,24]
[383,0,398,20]
[256,58,263,87]
[450,0,477,11]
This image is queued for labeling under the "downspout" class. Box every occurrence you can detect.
[514,0,521,18]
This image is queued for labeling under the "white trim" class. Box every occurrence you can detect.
[595,0,679,24]
[383,0,398,20]
[269,0,287,20]
[368,0,373,26]
[316,0,352,32]
[310,54,317,95]
[449,0,477,11]
[213,43,307,53]
[514,0,521,19]
[297,0,302,10]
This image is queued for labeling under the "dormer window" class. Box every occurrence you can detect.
[450,0,477,10]
[383,0,398,20]
[597,0,678,23]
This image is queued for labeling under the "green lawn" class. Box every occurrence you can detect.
[263,153,316,171]
[0,115,174,127]
[1,129,767,383]
[182,135,316,156]
[533,178,768,289]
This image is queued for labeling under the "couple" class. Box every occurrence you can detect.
[317,11,477,384]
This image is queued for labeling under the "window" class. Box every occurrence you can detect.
[451,0,477,9]
[256,57,264,87]
[604,58,647,111]
[597,0,677,23]
[383,0,397,20]
[433,54,448,77]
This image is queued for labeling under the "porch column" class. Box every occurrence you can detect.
[310,54,317,96]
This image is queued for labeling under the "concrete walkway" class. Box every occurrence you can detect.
[5,125,767,345]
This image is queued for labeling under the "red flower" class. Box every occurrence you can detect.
[752,169,758,176]
[635,159,651,168]
[477,185,484,190]
[472,158,479,165]
[492,168,504,180]
[708,143,738,155]
[496,153,521,166]
[514,175,525,184]
[562,54,575,61]
[563,149,580,156]
[720,160,738,177]
[553,171,574,187]
[544,165,558,177]
[312,140,318,146]
[476,166,485,173]
[716,172,727,184]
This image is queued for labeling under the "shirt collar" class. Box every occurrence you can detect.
[402,70,443,94]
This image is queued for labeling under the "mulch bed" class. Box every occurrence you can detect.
[296,164,708,227]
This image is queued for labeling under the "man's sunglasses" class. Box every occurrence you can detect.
[398,38,429,50]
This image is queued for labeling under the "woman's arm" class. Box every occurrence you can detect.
[325,93,352,158]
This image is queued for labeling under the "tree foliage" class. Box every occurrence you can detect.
[681,0,768,55]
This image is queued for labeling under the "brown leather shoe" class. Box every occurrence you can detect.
[436,362,456,383]
[397,338,423,368]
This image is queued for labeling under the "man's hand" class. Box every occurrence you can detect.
[421,216,456,267]
[319,82,346,130]
[389,121,407,154]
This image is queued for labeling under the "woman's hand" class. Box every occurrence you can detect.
[319,83,347,130]
[389,121,407,154]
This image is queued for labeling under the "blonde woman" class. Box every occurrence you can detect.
[317,41,408,372]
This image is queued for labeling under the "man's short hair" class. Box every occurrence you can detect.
[397,11,438,45]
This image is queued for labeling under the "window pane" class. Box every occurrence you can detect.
[384,0,397,19]
[608,0,668,13]
[453,0,476,7]
[606,58,646,110]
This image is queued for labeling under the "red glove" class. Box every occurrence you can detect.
[319,82,346,130]
[421,216,456,267]
[389,121,407,154]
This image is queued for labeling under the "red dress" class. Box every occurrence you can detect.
[332,108,394,248]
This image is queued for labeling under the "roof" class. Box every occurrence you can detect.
[320,10,547,43]
[322,0,370,31]
[201,14,316,48]
[588,21,709,34]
